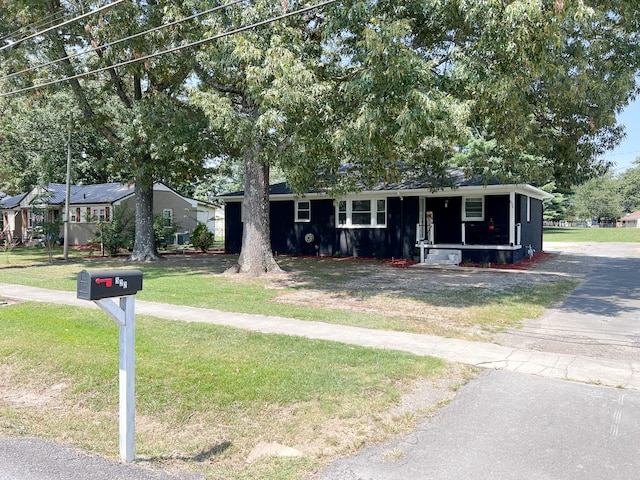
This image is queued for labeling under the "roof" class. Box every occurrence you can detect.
[621,211,640,221]
[220,168,552,201]
[37,183,135,205]
[0,193,27,209]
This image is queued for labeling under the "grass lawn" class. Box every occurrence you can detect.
[0,302,461,480]
[0,246,576,338]
[544,226,640,242]
[0,239,594,478]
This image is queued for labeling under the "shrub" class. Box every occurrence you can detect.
[191,222,213,252]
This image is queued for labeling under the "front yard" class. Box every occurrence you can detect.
[0,241,589,479]
[0,247,577,340]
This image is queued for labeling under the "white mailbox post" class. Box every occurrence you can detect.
[77,270,143,463]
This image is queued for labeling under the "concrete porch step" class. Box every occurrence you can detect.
[422,248,461,265]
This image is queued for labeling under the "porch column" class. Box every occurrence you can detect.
[509,192,516,246]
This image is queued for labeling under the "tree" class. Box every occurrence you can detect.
[194,0,640,274]
[0,1,216,260]
[0,91,118,195]
[617,159,640,213]
[192,0,335,274]
[570,173,623,223]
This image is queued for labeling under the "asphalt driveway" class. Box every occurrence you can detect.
[498,242,640,361]
[312,369,640,480]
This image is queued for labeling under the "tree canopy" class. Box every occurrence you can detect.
[0,0,217,260]
[1,1,640,271]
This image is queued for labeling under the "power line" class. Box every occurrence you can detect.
[1,0,246,83]
[0,7,67,44]
[0,0,127,52]
[0,0,338,98]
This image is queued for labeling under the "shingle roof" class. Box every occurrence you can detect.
[621,211,640,221]
[220,167,498,198]
[40,183,135,205]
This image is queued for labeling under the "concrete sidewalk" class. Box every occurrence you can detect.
[2,282,639,390]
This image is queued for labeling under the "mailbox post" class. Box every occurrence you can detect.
[77,270,143,463]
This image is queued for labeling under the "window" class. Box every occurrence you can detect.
[162,209,173,227]
[71,208,81,222]
[105,206,111,222]
[336,198,387,228]
[86,207,91,222]
[295,200,311,222]
[463,197,484,221]
[352,200,371,225]
[526,197,531,222]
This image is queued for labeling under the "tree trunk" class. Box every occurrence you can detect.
[129,178,160,261]
[227,145,282,275]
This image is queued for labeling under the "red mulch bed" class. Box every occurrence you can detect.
[460,251,552,270]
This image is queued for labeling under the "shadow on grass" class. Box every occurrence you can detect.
[137,440,232,465]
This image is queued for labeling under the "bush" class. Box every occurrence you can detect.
[98,206,135,256]
[191,222,213,252]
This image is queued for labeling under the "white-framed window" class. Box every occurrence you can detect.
[462,196,484,221]
[162,208,173,227]
[336,198,387,228]
[526,197,531,222]
[295,200,311,222]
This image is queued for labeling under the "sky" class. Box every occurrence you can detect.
[603,98,640,175]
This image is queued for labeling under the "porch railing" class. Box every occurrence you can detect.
[415,223,434,244]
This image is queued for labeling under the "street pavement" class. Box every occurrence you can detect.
[314,370,640,480]
[1,242,640,479]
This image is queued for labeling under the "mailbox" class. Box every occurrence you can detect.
[77,270,143,301]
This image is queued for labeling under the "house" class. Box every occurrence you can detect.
[620,211,640,228]
[0,182,220,246]
[220,170,553,264]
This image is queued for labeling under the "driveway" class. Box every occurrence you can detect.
[312,369,640,480]
[313,242,640,480]
[497,242,640,361]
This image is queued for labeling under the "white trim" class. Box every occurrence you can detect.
[219,183,553,202]
[336,197,387,228]
[526,196,531,222]
[462,196,484,221]
[295,200,311,223]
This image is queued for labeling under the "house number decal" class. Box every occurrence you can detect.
[95,277,129,289]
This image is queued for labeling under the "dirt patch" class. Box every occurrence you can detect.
[0,365,67,407]
[265,251,582,339]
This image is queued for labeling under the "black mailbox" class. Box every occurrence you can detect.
[77,270,143,301]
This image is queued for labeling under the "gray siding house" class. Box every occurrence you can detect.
[1,182,219,246]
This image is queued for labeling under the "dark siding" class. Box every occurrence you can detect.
[398,196,419,259]
[518,195,544,252]
[270,201,296,255]
[224,202,243,253]
[273,199,335,256]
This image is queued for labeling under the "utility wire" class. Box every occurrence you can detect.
[0,0,127,51]
[1,0,246,83]
[0,7,67,44]
[0,0,337,98]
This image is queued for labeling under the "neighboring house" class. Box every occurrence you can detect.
[0,182,220,246]
[220,169,553,264]
[620,211,640,228]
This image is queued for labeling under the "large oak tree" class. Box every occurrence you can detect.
[0,0,215,260]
